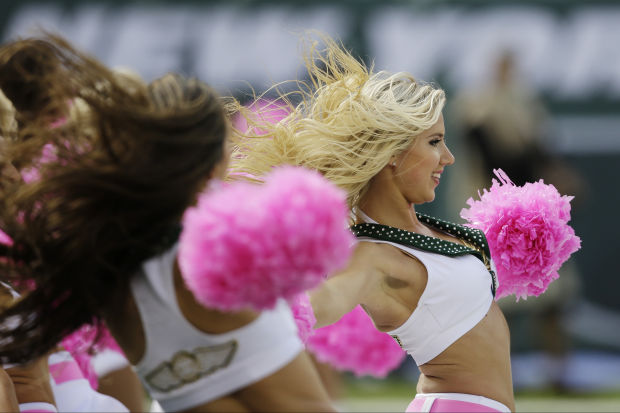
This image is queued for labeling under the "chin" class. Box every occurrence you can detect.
[408,191,436,205]
[422,193,436,204]
[411,197,435,205]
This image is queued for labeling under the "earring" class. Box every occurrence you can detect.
[391,161,396,167]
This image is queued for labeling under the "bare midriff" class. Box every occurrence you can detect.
[416,301,515,412]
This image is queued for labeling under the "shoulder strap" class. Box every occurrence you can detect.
[350,213,497,297]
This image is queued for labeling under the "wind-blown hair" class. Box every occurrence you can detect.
[0,35,228,364]
[229,35,446,211]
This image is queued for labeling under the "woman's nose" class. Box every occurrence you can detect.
[441,145,455,166]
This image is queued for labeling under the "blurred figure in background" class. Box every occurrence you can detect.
[453,50,548,186]
[451,49,586,194]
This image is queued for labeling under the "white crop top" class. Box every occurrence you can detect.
[354,212,496,366]
[129,244,303,411]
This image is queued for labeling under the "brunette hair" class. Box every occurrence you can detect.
[0,35,228,364]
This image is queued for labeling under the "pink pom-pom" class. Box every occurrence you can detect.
[306,306,405,378]
[460,169,581,300]
[178,166,354,311]
[288,293,316,343]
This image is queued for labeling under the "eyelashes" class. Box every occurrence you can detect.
[429,136,447,147]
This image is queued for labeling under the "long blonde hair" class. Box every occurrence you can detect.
[229,34,446,210]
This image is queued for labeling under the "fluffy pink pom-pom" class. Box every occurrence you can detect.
[178,166,354,311]
[306,306,405,378]
[460,169,581,300]
[288,292,316,343]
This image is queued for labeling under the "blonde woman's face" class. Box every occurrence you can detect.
[393,114,454,204]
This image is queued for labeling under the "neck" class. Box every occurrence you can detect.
[357,172,425,233]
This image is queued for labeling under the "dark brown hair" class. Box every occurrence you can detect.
[0,35,228,364]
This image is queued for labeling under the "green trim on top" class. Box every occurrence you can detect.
[350,213,497,297]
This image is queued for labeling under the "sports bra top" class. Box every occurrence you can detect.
[351,211,497,366]
[129,244,303,411]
